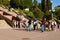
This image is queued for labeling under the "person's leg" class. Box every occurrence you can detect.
[29,24,32,31]
[18,22,20,28]
[16,24,18,28]
[41,25,44,32]
[51,25,54,31]
[13,25,14,29]
[28,27,29,31]
[44,24,46,31]
[34,26,36,30]
[24,23,26,28]
[41,27,43,32]
[27,25,30,31]
[34,25,35,30]
[16,21,18,28]
[30,26,32,31]
[48,25,51,31]
[36,25,38,30]
[14,24,16,29]
[18,21,19,28]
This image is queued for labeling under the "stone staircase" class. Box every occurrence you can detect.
[0,20,12,29]
[0,6,17,29]
[0,7,17,17]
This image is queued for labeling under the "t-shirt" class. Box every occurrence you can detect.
[34,20,38,26]
[51,21,54,26]
[41,20,45,25]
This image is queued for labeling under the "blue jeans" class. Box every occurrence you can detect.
[44,24,46,30]
[28,24,32,31]
[41,25,44,32]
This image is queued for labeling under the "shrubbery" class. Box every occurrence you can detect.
[15,9,35,19]
[25,11,35,19]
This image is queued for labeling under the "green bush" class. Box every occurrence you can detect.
[25,11,35,19]
[15,9,35,19]
[15,9,25,14]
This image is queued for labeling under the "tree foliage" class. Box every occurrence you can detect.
[44,10,51,20]
[0,0,2,5]
[41,0,46,13]
[34,7,44,19]
[10,0,33,9]
[38,3,42,10]
[0,0,10,6]
[23,0,33,8]
[34,0,38,7]
[10,0,20,8]
[46,0,52,11]
[55,7,60,20]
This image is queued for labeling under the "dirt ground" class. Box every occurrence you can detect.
[0,29,60,40]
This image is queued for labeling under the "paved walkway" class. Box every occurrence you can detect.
[0,29,60,40]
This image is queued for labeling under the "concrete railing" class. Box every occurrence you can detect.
[0,14,13,27]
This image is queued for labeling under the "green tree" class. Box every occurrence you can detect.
[34,7,44,19]
[46,0,52,11]
[19,0,33,9]
[10,0,20,8]
[33,0,44,19]
[0,0,10,6]
[19,0,24,9]
[0,0,2,5]
[23,0,33,8]
[38,3,42,10]
[55,6,60,20]
[44,10,51,20]
[41,0,46,13]
[10,0,33,9]
[34,0,38,7]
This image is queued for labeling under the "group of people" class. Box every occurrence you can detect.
[48,19,57,31]
[13,14,25,29]
[13,14,58,32]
